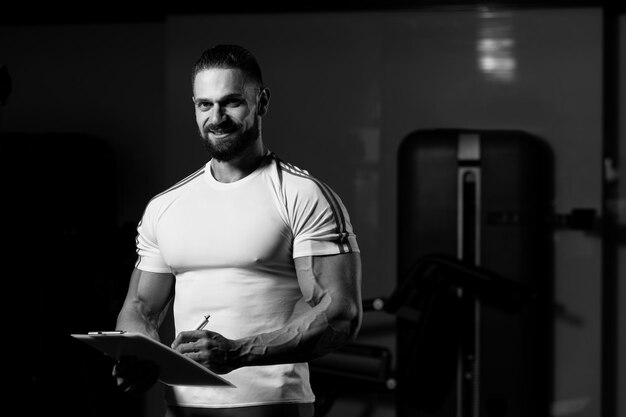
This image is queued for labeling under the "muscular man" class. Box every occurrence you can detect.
[113,44,362,417]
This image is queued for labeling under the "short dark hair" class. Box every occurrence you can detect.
[192,44,264,89]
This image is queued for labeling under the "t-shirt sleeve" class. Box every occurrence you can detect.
[289,179,359,258]
[134,199,172,273]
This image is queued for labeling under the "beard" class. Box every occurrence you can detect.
[199,118,260,162]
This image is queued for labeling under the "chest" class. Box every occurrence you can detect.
[155,183,292,272]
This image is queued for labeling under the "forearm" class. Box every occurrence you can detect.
[116,269,174,341]
[234,297,361,367]
[116,300,163,341]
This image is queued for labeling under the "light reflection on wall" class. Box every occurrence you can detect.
[477,9,517,82]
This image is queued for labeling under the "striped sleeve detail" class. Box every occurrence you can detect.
[271,153,352,254]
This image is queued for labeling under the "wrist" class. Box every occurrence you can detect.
[232,337,265,368]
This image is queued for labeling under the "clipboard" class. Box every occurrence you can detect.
[71,331,235,387]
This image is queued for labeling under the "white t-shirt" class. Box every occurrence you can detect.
[135,151,359,408]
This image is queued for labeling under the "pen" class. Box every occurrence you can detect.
[194,314,210,331]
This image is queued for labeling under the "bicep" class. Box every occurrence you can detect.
[294,252,362,319]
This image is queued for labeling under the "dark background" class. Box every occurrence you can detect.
[1,1,623,417]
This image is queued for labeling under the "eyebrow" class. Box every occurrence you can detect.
[193,93,244,105]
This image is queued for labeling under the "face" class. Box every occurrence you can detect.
[193,68,263,161]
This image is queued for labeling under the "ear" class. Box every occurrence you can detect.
[257,88,271,117]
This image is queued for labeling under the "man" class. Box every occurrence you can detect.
[113,44,362,417]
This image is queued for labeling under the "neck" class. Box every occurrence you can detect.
[210,140,266,183]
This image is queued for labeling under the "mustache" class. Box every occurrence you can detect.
[206,119,238,133]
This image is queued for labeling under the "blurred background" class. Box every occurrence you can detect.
[0,1,624,416]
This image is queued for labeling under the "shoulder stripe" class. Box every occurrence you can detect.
[272,153,352,253]
[272,153,284,185]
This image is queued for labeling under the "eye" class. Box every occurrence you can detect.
[196,101,212,111]
[223,98,243,108]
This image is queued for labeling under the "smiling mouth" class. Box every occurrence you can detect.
[208,124,238,136]
[208,130,237,140]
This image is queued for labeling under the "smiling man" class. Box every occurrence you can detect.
[113,44,362,417]
[194,66,265,166]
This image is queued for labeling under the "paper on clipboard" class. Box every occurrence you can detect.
[71,332,235,387]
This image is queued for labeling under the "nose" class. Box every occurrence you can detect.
[208,104,224,125]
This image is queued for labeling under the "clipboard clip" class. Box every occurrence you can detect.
[87,331,127,335]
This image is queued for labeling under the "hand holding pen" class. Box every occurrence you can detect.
[171,313,240,374]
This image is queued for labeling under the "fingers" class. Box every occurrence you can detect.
[170,331,234,373]
[112,356,159,395]
[171,330,209,349]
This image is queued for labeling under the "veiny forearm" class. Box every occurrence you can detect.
[234,295,360,367]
